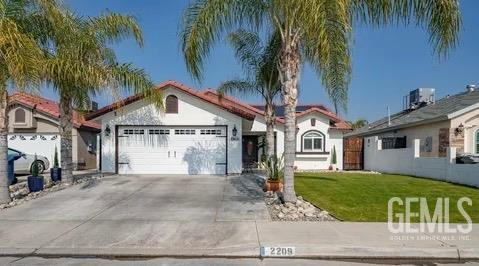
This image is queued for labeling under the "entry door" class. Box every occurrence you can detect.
[118,126,226,175]
[242,136,258,164]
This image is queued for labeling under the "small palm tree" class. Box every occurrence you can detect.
[180,0,460,202]
[218,29,281,157]
[0,0,64,204]
[351,118,368,129]
[44,11,158,183]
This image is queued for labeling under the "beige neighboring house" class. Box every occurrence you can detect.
[8,92,100,170]
[346,86,479,158]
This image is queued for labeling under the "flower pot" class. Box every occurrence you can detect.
[328,165,333,171]
[266,179,283,192]
[27,176,44,192]
[50,167,62,182]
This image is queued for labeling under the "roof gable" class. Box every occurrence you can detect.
[9,93,100,131]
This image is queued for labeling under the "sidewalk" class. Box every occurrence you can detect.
[0,221,477,260]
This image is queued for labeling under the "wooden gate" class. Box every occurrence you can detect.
[343,137,364,170]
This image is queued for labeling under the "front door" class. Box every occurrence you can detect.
[242,136,258,164]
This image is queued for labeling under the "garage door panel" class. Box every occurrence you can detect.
[118,126,226,175]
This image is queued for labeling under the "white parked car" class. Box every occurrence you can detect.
[8,148,50,174]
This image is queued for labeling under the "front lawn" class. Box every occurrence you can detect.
[295,172,479,223]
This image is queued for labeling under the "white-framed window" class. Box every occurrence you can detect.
[475,129,479,154]
[302,131,324,152]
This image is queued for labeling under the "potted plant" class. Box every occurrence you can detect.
[261,155,284,192]
[28,154,44,192]
[329,145,337,171]
[50,146,61,182]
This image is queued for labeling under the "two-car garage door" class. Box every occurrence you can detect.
[117,126,227,175]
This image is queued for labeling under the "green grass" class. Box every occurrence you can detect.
[295,172,479,222]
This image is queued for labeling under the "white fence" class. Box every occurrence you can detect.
[364,138,479,187]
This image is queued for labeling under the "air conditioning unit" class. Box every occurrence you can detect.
[84,100,99,112]
[409,88,435,109]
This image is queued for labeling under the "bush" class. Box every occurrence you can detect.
[53,146,59,168]
[31,154,40,177]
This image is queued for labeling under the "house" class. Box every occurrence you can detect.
[345,86,479,171]
[8,93,101,170]
[85,80,351,175]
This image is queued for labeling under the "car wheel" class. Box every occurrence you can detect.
[30,160,45,174]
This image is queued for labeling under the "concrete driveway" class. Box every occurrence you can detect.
[0,174,269,257]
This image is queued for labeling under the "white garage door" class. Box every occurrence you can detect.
[118,126,227,175]
[8,133,60,168]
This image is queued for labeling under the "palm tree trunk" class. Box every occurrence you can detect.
[265,101,275,157]
[59,89,73,183]
[0,83,11,204]
[279,37,300,203]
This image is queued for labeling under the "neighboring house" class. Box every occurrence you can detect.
[85,80,351,175]
[8,93,101,170]
[345,86,479,171]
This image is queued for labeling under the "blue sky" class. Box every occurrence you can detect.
[42,0,479,122]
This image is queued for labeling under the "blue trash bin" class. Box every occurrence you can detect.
[7,154,21,185]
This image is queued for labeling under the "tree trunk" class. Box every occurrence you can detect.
[0,84,11,204]
[59,89,73,183]
[265,101,275,157]
[278,37,300,203]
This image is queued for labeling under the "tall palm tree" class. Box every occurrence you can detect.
[351,118,368,129]
[180,0,460,202]
[44,11,157,183]
[218,29,281,157]
[0,0,64,204]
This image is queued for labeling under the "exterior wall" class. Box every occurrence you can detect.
[364,138,479,187]
[98,86,243,174]
[8,105,97,169]
[368,120,451,157]
[451,108,479,154]
[73,129,98,170]
[247,112,345,170]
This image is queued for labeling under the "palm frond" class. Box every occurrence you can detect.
[180,0,266,81]
[352,0,461,56]
[228,29,262,74]
[87,12,143,47]
[217,79,258,97]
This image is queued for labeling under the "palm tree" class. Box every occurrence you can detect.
[0,0,64,204]
[351,118,368,129]
[180,0,460,202]
[44,11,157,183]
[218,29,281,157]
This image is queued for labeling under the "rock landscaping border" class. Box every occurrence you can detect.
[1,174,102,210]
[264,191,337,221]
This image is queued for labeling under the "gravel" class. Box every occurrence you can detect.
[265,191,337,222]
[0,174,102,210]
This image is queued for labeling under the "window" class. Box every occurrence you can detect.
[200,129,222,135]
[149,129,170,135]
[165,95,178,113]
[174,129,195,135]
[123,129,144,135]
[381,136,407,149]
[302,131,324,152]
[14,108,25,123]
[475,129,479,154]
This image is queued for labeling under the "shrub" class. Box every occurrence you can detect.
[53,146,59,168]
[261,155,284,181]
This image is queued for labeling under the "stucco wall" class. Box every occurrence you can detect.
[248,112,345,170]
[8,106,97,169]
[98,86,243,174]
[452,108,479,154]
[364,138,479,187]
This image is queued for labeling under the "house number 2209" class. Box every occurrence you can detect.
[261,246,295,256]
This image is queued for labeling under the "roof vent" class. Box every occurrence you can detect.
[466,84,476,92]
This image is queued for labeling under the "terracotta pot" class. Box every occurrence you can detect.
[266,179,283,192]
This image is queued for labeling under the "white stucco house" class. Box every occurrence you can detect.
[85,80,352,175]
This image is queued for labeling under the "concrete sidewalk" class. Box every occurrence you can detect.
[0,221,477,260]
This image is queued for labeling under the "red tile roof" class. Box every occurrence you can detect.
[85,80,256,120]
[9,92,101,131]
[84,80,351,130]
